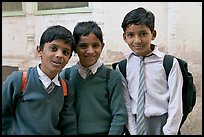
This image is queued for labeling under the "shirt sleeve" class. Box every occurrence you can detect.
[163,58,183,135]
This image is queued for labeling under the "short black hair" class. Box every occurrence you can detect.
[73,21,103,52]
[40,25,75,56]
[121,7,155,32]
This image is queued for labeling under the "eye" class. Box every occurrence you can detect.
[140,32,148,37]
[78,44,87,49]
[92,43,101,48]
[63,50,71,56]
[127,33,134,37]
[51,46,57,51]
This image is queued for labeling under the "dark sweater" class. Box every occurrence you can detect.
[2,66,77,135]
[60,64,127,135]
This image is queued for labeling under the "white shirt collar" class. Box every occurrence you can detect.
[76,59,103,79]
[37,65,60,88]
[127,44,163,59]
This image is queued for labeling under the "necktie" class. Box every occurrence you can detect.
[136,57,147,135]
[86,68,92,78]
[46,82,55,94]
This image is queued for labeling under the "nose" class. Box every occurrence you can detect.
[133,35,141,43]
[56,50,63,58]
[86,46,94,54]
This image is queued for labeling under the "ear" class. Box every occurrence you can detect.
[36,46,42,57]
[151,30,157,40]
[123,32,128,43]
[101,43,105,50]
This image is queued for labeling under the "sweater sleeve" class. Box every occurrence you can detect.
[2,71,22,135]
[107,70,128,135]
[58,80,77,135]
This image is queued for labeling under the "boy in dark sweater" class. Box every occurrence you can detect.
[2,25,77,135]
[60,21,127,135]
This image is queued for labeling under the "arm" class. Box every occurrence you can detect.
[2,71,22,135]
[107,70,128,135]
[163,58,183,135]
[116,65,136,135]
[58,81,77,135]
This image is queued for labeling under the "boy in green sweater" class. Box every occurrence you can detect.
[60,21,127,135]
[2,25,77,135]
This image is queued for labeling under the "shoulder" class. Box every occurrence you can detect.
[104,67,121,83]
[2,70,22,91]
[5,70,22,82]
[109,68,121,77]
[60,66,76,79]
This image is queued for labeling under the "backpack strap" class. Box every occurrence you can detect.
[61,79,68,96]
[106,68,111,91]
[63,67,71,81]
[118,59,127,78]
[112,62,118,70]
[21,71,27,92]
[21,70,68,96]
[112,59,127,78]
[163,54,174,79]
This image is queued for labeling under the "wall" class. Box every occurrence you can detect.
[2,2,202,95]
[2,3,202,134]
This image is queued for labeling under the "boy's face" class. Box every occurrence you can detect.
[37,39,72,79]
[123,24,156,57]
[76,33,104,68]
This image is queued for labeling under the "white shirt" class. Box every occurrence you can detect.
[37,65,60,89]
[118,46,183,135]
[76,59,103,79]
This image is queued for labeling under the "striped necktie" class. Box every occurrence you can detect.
[136,57,147,135]
[46,82,55,94]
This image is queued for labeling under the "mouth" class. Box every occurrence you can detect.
[132,45,142,49]
[86,55,96,59]
[52,60,62,65]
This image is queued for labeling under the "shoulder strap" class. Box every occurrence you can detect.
[62,68,70,96]
[21,70,68,96]
[61,79,68,96]
[21,71,27,92]
[118,59,127,78]
[106,68,111,91]
[65,68,71,80]
[112,62,118,70]
[163,54,174,79]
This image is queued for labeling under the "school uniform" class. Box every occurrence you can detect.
[118,45,183,135]
[60,59,128,135]
[2,65,77,135]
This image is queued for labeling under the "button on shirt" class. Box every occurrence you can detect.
[37,65,60,93]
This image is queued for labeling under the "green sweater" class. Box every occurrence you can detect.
[2,66,77,135]
[60,64,127,135]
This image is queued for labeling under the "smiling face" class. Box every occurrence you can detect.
[123,24,156,57]
[76,33,104,68]
[37,39,72,79]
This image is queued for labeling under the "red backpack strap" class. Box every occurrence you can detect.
[21,71,27,92]
[61,79,68,96]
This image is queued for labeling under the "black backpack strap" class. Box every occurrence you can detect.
[112,62,118,70]
[118,59,127,78]
[112,59,127,78]
[163,54,174,79]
